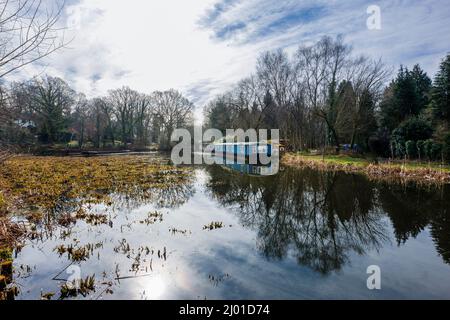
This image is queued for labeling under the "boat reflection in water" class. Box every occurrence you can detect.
[207,155,279,176]
[220,162,279,176]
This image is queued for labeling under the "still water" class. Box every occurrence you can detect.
[10,156,450,299]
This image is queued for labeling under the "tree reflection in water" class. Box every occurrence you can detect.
[204,165,450,274]
[378,183,450,264]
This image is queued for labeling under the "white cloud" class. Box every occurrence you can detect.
[8,0,450,123]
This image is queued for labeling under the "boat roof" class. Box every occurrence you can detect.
[213,141,278,146]
[214,142,259,145]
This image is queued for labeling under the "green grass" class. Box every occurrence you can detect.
[294,153,450,173]
[296,153,370,167]
[67,141,79,148]
[399,161,450,172]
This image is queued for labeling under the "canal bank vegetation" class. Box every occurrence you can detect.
[204,36,450,169]
[282,153,450,184]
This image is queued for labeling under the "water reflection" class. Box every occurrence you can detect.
[220,162,279,176]
[378,183,450,263]
[3,155,450,299]
[205,165,450,271]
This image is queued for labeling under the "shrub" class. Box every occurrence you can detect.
[423,139,434,160]
[368,130,390,157]
[431,142,443,161]
[416,140,425,160]
[423,139,443,161]
[393,140,405,158]
[405,140,416,159]
[392,117,433,143]
[444,133,450,163]
[391,117,433,160]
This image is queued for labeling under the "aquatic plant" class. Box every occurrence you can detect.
[139,210,163,225]
[0,155,193,249]
[40,292,55,300]
[57,213,77,227]
[208,273,230,287]
[54,242,103,262]
[0,156,193,216]
[203,221,224,231]
[75,209,109,226]
[0,219,26,248]
[113,239,131,255]
[0,246,18,300]
[69,247,89,262]
[59,275,96,299]
[169,228,190,235]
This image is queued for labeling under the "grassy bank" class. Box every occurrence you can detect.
[282,153,450,184]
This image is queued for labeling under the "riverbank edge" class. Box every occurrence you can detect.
[281,153,450,185]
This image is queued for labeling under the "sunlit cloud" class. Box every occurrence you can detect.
[8,0,450,123]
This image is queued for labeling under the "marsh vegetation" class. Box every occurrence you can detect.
[1,154,450,299]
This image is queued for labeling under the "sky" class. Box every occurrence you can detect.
[11,0,450,122]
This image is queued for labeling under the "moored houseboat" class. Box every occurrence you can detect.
[212,141,280,164]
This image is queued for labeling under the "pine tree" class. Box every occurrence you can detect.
[380,65,431,131]
[411,64,432,109]
[431,54,450,124]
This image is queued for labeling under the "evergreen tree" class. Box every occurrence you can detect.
[354,90,378,149]
[262,90,278,128]
[380,66,431,131]
[431,54,450,124]
[205,97,233,134]
[411,64,432,109]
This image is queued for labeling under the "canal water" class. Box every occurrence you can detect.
[10,156,450,299]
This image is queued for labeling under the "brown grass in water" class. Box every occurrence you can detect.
[0,155,192,247]
[0,219,26,248]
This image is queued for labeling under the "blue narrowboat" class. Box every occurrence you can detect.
[221,162,279,176]
[212,141,276,162]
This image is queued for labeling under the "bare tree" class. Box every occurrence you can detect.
[152,89,193,149]
[134,93,153,147]
[256,49,296,143]
[0,81,14,161]
[72,93,88,148]
[88,97,108,148]
[204,36,389,153]
[108,86,140,145]
[345,58,390,148]
[296,36,352,152]
[97,97,116,147]
[23,76,75,143]
[257,49,293,109]
[0,0,68,78]
[231,77,262,130]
